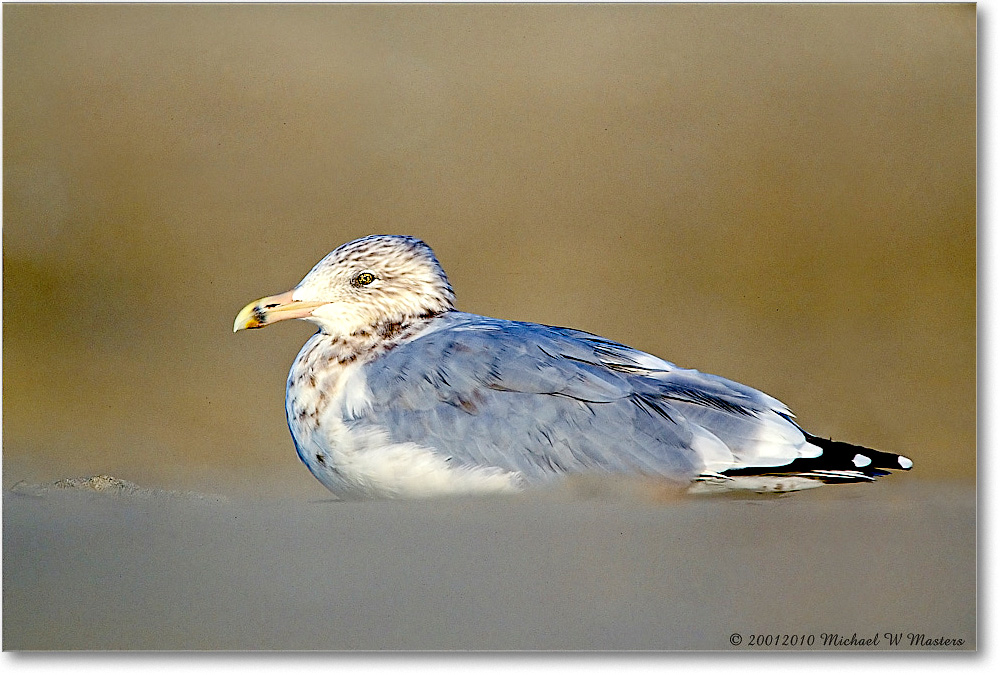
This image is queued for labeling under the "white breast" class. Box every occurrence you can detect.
[285,334,522,499]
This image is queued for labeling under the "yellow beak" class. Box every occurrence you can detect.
[233,290,327,332]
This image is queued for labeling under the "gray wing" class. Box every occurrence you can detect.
[548,326,814,469]
[358,313,811,483]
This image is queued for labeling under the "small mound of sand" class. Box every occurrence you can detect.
[9,474,224,501]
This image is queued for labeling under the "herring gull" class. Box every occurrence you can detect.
[234,235,912,499]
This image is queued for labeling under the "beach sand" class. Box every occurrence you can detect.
[2,478,975,651]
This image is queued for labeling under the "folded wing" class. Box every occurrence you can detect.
[357,313,820,483]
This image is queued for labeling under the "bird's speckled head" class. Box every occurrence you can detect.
[235,235,455,337]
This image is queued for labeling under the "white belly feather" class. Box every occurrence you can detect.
[285,334,522,499]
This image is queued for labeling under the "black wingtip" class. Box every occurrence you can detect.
[722,433,912,483]
[802,432,913,472]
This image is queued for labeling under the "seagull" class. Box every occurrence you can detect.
[234,234,912,499]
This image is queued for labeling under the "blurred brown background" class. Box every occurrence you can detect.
[3,4,976,498]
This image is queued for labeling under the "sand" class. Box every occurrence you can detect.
[2,478,975,651]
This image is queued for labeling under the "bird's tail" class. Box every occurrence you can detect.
[691,434,913,494]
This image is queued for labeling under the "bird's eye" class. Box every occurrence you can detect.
[351,271,376,288]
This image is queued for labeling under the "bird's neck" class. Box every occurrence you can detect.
[319,310,445,364]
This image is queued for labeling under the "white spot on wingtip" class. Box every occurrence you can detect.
[852,453,872,468]
[898,456,913,470]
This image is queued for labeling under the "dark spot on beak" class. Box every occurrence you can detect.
[252,306,268,325]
